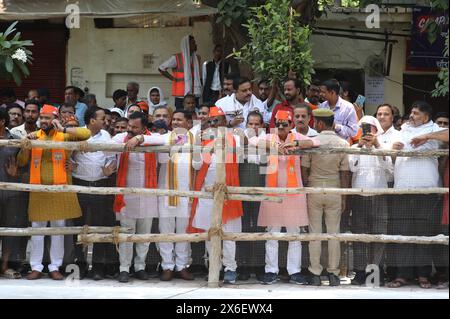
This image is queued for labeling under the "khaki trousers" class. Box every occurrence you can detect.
[307,193,342,276]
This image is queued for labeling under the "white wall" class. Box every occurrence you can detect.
[67,18,214,108]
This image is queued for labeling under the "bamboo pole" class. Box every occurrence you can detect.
[208,127,227,288]
[0,182,282,202]
[289,147,448,157]
[76,232,449,245]
[217,186,449,196]
[0,139,212,154]
[222,232,449,245]
[1,139,447,157]
[0,226,132,236]
[77,233,209,244]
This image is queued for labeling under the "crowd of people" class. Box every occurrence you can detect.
[0,35,448,290]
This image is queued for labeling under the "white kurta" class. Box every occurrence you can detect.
[192,135,241,231]
[158,132,194,218]
[112,132,165,219]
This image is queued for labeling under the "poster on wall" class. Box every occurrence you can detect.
[364,75,384,106]
[409,6,449,69]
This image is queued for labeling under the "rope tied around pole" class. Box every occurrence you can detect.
[80,225,90,251]
[20,138,32,150]
[112,226,121,253]
[208,226,224,241]
[78,141,89,153]
[212,183,227,195]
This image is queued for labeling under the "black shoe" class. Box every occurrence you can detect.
[329,274,341,286]
[105,264,119,279]
[91,268,105,281]
[134,270,149,280]
[237,267,251,281]
[351,270,366,286]
[308,274,322,286]
[76,262,89,280]
[118,271,129,283]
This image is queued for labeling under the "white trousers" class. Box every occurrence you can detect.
[205,217,242,272]
[265,226,302,275]
[159,217,190,271]
[119,217,152,273]
[30,220,65,272]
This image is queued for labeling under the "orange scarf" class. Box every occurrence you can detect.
[187,134,243,233]
[267,133,299,189]
[30,130,67,185]
[113,130,157,213]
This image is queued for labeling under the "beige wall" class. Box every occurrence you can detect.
[67,18,214,108]
[311,11,411,115]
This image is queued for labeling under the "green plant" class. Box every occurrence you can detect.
[216,0,250,27]
[233,0,315,86]
[432,33,449,97]
[0,21,33,85]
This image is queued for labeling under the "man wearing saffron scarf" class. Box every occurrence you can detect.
[187,106,243,284]
[157,110,195,281]
[249,110,319,285]
[111,112,165,283]
[17,104,91,280]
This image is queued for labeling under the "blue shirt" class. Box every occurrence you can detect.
[75,102,88,127]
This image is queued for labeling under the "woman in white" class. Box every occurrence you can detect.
[348,116,392,285]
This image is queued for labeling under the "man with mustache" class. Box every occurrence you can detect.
[112,112,166,283]
[269,78,304,129]
[17,105,91,280]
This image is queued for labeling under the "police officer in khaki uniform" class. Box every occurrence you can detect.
[301,108,351,286]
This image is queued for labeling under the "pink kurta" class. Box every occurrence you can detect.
[250,133,318,227]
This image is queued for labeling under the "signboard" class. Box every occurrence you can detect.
[409,6,449,69]
[364,75,384,106]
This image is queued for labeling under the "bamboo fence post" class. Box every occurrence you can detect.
[0,226,132,236]
[208,127,227,288]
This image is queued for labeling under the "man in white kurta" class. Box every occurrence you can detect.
[157,110,196,281]
[112,112,165,282]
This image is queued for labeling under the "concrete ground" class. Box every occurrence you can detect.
[0,276,448,299]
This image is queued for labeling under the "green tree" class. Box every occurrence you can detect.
[0,21,33,85]
[233,0,315,87]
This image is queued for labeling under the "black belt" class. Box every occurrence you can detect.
[72,177,109,187]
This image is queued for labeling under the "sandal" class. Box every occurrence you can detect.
[418,277,432,289]
[387,278,408,288]
[1,268,22,279]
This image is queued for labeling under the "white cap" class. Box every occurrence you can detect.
[110,107,125,118]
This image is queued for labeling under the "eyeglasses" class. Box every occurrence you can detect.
[8,112,22,117]
[275,122,289,128]
[208,119,220,125]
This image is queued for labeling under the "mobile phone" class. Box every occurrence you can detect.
[361,123,371,136]
[355,95,365,107]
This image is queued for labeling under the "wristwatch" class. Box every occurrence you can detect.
[295,140,300,147]
[63,127,67,134]
[136,134,144,144]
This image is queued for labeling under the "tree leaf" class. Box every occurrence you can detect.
[4,21,18,38]
[5,56,14,73]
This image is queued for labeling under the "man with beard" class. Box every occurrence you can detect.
[202,44,230,104]
[221,73,237,98]
[17,105,91,280]
[157,110,195,281]
[187,106,244,284]
[269,78,303,129]
[112,112,165,283]
[11,100,40,138]
[216,77,266,130]
[257,79,280,124]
